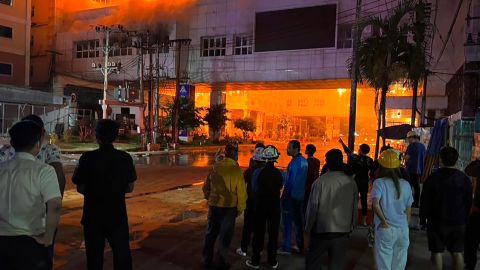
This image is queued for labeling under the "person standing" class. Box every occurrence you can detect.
[203,144,247,269]
[280,140,308,255]
[465,158,480,270]
[0,120,62,270]
[72,119,137,270]
[304,144,321,213]
[0,114,67,261]
[420,147,472,270]
[237,146,265,257]
[372,149,414,270]
[246,146,285,269]
[405,131,426,208]
[305,149,358,270]
[339,138,373,226]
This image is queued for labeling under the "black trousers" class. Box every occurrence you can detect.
[306,233,348,270]
[83,223,133,270]
[0,235,52,270]
[240,201,255,253]
[203,206,237,267]
[251,203,281,266]
[356,181,368,217]
[465,212,480,270]
[408,173,421,208]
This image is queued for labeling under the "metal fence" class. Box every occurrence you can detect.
[0,102,69,135]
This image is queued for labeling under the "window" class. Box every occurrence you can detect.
[337,24,353,49]
[201,36,226,57]
[0,25,13,39]
[0,0,13,6]
[107,35,133,57]
[234,34,252,55]
[0,63,12,76]
[298,98,308,107]
[32,6,35,17]
[75,39,100,59]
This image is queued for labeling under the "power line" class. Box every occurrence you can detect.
[434,0,465,68]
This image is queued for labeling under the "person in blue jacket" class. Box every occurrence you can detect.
[279,140,308,255]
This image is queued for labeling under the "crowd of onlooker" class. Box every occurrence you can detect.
[202,131,480,270]
[0,115,479,270]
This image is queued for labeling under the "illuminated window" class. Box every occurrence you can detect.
[314,98,325,107]
[234,34,252,55]
[337,24,353,49]
[0,63,12,76]
[0,25,13,39]
[298,98,308,107]
[0,0,12,6]
[75,40,100,59]
[201,36,226,57]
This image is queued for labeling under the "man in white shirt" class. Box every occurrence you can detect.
[0,114,66,195]
[0,120,62,270]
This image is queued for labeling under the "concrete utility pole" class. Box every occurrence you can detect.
[348,0,362,151]
[94,25,124,119]
[153,43,160,144]
[169,39,191,144]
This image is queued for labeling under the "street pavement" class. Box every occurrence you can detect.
[54,180,472,270]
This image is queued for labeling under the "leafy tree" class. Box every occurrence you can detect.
[204,104,229,143]
[234,118,256,140]
[163,97,204,132]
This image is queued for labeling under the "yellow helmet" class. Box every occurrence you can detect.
[378,149,401,169]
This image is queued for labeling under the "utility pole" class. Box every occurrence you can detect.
[421,72,428,126]
[148,32,154,144]
[153,42,160,144]
[169,38,191,144]
[94,24,124,119]
[348,0,362,151]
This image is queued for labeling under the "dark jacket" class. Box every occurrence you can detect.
[420,168,473,228]
[305,157,321,196]
[244,161,266,205]
[465,159,480,209]
[252,163,285,208]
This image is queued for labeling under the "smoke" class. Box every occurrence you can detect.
[57,0,197,33]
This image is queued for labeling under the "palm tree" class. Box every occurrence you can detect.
[355,0,419,158]
[405,0,430,126]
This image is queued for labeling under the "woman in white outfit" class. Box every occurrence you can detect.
[371,149,414,270]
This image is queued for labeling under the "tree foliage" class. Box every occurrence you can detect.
[204,104,229,142]
[163,97,204,131]
[234,118,256,140]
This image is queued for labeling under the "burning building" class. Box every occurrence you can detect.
[37,0,453,146]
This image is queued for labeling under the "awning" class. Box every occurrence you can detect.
[378,124,413,140]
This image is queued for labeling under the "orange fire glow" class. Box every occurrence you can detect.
[57,0,197,31]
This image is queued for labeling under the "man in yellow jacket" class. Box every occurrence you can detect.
[203,144,247,269]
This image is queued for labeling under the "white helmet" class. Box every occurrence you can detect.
[253,147,265,161]
[262,145,280,162]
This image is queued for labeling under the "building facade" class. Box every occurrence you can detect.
[0,0,31,86]
[50,0,470,140]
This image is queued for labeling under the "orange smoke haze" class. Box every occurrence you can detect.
[57,0,197,31]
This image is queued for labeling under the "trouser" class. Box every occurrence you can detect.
[83,223,132,270]
[465,212,480,270]
[240,201,255,253]
[306,233,348,270]
[0,235,52,270]
[374,226,410,270]
[356,182,369,217]
[282,198,304,252]
[203,206,237,267]
[408,174,421,208]
[251,202,281,266]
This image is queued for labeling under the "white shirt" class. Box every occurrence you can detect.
[0,152,61,236]
[0,144,62,164]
